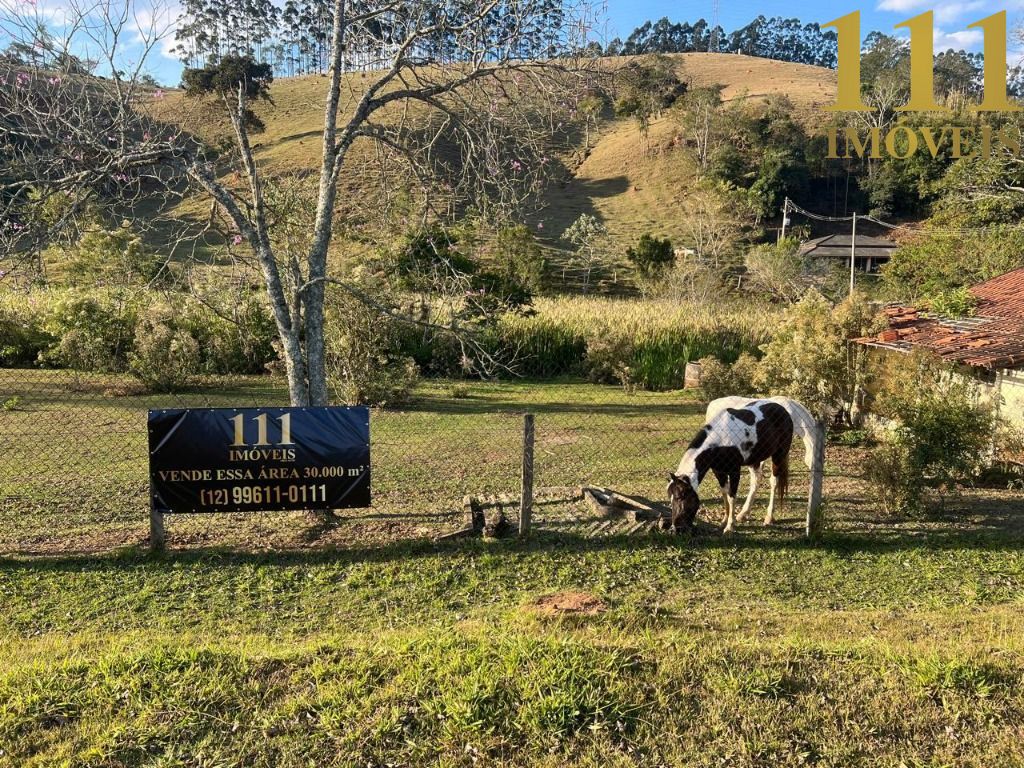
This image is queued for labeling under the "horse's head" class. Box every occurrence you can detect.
[667,472,699,533]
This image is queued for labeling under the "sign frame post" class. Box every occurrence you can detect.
[149,507,165,550]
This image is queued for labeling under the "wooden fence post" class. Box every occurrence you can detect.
[150,507,165,551]
[806,420,826,538]
[520,413,535,536]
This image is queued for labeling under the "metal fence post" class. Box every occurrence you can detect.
[520,413,535,536]
[806,420,826,538]
[150,508,165,550]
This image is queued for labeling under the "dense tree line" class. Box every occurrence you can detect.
[173,0,567,77]
[602,15,838,68]
[600,13,1024,85]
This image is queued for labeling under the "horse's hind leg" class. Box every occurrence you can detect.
[765,474,778,526]
[765,454,789,526]
[736,464,760,522]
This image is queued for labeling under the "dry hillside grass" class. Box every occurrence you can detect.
[158,53,837,259]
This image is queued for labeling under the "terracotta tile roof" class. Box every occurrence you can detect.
[972,266,1024,319]
[856,267,1024,370]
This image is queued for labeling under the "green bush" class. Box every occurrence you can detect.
[926,287,978,319]
[584,326,636,390]
[626,234,674,280]
[64,222,161,286]
[180,293,278,375]
[868,351,996,515]
[756,290,878,421]
[698,352,760,401]
[744,237,822,302]
[325,281,419,407]
[129,301,201,391]
[43,290,139,372]
[0,293,53,365]
[881,229,1024,304]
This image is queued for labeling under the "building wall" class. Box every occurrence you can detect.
[999,369,1024,427]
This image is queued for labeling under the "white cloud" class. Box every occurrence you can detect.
[876,0,929,13]
[875,0,1007,52]
[934,0,985,26]
[933,26,984,52]
[131,1,182,61]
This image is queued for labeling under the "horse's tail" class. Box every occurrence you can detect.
[776,397,818,470]
[776,452,790,502]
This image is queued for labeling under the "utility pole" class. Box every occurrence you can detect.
[710,0,720,51]
[849,212,857,297]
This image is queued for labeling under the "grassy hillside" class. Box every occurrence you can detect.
[536,54,836,252]
[162,53,836,267]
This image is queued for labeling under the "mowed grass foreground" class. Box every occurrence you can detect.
[2,373,1024,766]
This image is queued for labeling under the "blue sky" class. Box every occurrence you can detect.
[601,0,1024,54]
[12,0,1024,85]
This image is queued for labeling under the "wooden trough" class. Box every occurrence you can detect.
[435,486,670,541]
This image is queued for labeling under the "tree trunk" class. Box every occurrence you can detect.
[302,0,349,408]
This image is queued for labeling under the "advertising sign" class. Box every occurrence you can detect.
[148,407,370,514]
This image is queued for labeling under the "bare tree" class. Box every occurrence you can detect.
[562,212,607,292]
[675,85,723,175]
[681,182,752,268]
[1,0,598,405]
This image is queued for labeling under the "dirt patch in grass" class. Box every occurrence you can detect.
[531,591,607,616]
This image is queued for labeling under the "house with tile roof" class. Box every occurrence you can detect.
[856,266,1024,428]
[799,233,897,274]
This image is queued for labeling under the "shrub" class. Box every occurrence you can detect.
[0,293,53,365]
[129,301,201,391]
[755,290,878,422]
[881,229,1024,304]
[698,353,760,401]
[43,290,138,372]
[584,326,635,390]
[65,222,161,286]
[744,237,822,302]
[868,351,996,515]
[491,225,545,298]
[325,279,419,407]
[626,234,674,280]
[180,293,278,374]
[927,287,978,319]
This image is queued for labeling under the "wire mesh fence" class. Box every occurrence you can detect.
[0,365,820,554]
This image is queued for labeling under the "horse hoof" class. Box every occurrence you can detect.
[762,518,774,526]
[722,526,735,535]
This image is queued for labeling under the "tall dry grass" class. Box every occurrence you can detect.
[494,297,777,388]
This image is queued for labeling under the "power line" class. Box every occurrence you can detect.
[783,198,1024,236]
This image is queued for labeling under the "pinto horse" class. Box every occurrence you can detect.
[667,400,794,534]
[704,396,819,524]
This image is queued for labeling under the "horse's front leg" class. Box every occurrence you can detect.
[736,464,760,522]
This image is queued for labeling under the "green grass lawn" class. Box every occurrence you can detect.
[1,371,1023,766]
